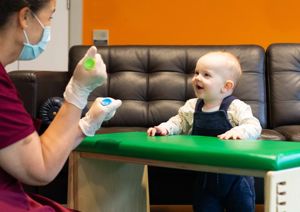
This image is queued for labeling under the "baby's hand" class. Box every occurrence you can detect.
[218,128,243,140]
[147,126,168,136]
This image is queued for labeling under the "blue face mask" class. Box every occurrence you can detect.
[19,13,51,61]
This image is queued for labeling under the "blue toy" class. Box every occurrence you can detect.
[101,98,112,106]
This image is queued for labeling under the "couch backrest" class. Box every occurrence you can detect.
[69,45,267,128]
[267,44,300,128]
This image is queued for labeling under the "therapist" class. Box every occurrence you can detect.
[0,0,121,211]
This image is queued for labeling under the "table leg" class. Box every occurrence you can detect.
[68,152,150,212]
[265,167,300,212]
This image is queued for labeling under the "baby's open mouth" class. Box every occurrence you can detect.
[196,85,203,90]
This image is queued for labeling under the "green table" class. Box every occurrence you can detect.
[68,132,300,212]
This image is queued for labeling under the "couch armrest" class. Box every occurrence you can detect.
[274,125,300,141]
[9,71,69,119]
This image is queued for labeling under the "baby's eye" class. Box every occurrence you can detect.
[204,72,211,77]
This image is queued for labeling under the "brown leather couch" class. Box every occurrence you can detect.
[8,44,300,206]
[266,44,300,141]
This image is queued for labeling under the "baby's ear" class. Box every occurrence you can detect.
[222,80,234,93]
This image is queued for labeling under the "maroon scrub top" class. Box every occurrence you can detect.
[0,63,76,211]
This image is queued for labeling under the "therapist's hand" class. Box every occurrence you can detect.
[63,46,107,109]
[79,97,122,137]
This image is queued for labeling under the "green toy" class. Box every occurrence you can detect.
[84,57,96,70]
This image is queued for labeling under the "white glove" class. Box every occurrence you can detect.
[79,97,122,137]
[64,46,107,109]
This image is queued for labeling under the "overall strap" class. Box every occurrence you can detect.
[219,95,236,112]
[195,98,204,112]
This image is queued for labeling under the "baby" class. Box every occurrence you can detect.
[148,51,262,212]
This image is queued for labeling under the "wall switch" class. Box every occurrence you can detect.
[93,29,109,46]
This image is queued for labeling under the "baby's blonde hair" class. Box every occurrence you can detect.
[198,51,242,84]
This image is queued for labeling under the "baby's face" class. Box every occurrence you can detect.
[192,54,230,101]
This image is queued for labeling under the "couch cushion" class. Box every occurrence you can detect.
[267,44,300,128]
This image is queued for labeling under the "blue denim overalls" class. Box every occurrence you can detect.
[192,96,255,212]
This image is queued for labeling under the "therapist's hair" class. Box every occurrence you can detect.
[0,0,50,29]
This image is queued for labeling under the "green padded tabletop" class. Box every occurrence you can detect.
[76,132,300,171]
